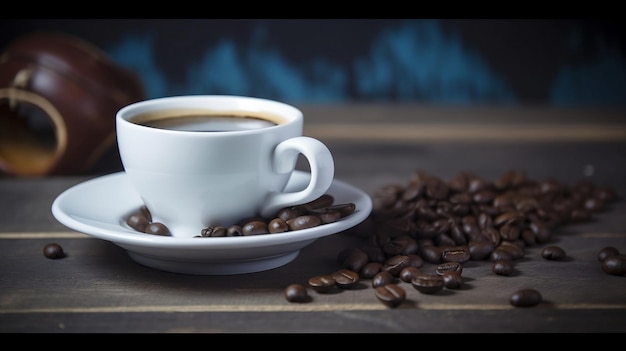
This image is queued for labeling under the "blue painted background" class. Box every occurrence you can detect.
[2,19,625,106]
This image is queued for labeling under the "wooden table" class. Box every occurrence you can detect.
[1,104,625,333]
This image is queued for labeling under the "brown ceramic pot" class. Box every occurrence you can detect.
[0,32,145,176]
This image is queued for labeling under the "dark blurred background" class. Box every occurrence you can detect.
[1,19,625,177]
[2,19,625,106]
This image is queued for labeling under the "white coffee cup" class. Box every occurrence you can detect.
[116,95,334,238]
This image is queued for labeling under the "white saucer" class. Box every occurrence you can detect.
[51,171,372,275]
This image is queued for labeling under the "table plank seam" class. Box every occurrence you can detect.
[2,303,625,314]
[1,232,624,239]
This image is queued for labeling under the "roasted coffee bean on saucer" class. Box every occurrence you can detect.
[144,222,170,236]
[124,194,357,238]
[125,206,171,236]
[126,214,150,232]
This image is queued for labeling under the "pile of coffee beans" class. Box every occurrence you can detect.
[284,169,619,307]
[125,194,357,237]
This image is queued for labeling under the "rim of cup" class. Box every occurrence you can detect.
[116,95,302,136]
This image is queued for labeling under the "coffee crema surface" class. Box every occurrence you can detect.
[131,109,284,132]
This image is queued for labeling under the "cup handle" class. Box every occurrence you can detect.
[260,136,335,218]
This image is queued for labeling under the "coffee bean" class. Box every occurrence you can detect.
[359,261,383,279]
[338,248,369,273]
[302,194,335,210]
[602,255,626,276]
[307,208,342,224]
[442,271,463,289]
[529,220,552,243]
[411,273,444,294]
[268,218,289,233]
[276,206,303,221]
[419,245,443,264]
[227,225,244,236]
[520,229,537,246]
[474,190,496,204]
[201,226,227,237]
[442,246,470,263]
[372,271,395,288]
[510,288,542,307]
[308,275,336,293]
[382,255,411,276]
[499,223,521,241]
[493,259,514,276]
[467,176,490,193]
[140,205,152,222]
[126,214,149,232]
[284,284,311,303]
[402,183,423,201]
[494,211,521,227]
[432,218,453,234]
[495,241,524,260]
[331,269,359,289]
[382,235,418,256]
[480,225,499,243]
[425,178,449,200]
[468,240,495,261]
[490,248,514,262]
[399,267,422,283]
[405,254,424,268]
[461,215,480,237]
[328,202,357,217]
[448,174,469,193]
[598,246,620,262]
[144,222,170,236]
[374,284,406,308]
[242,220,269,235]
[287,215,321,231]
[435,261,463,275]
[43,243,65,259]
[541,245,567,260]
[449,226,467,245]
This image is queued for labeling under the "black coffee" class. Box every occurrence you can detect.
[131,109,283,132]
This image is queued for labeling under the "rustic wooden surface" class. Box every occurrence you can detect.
[1,104,625,333]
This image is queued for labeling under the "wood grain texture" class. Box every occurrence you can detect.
[1,106,625,333]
